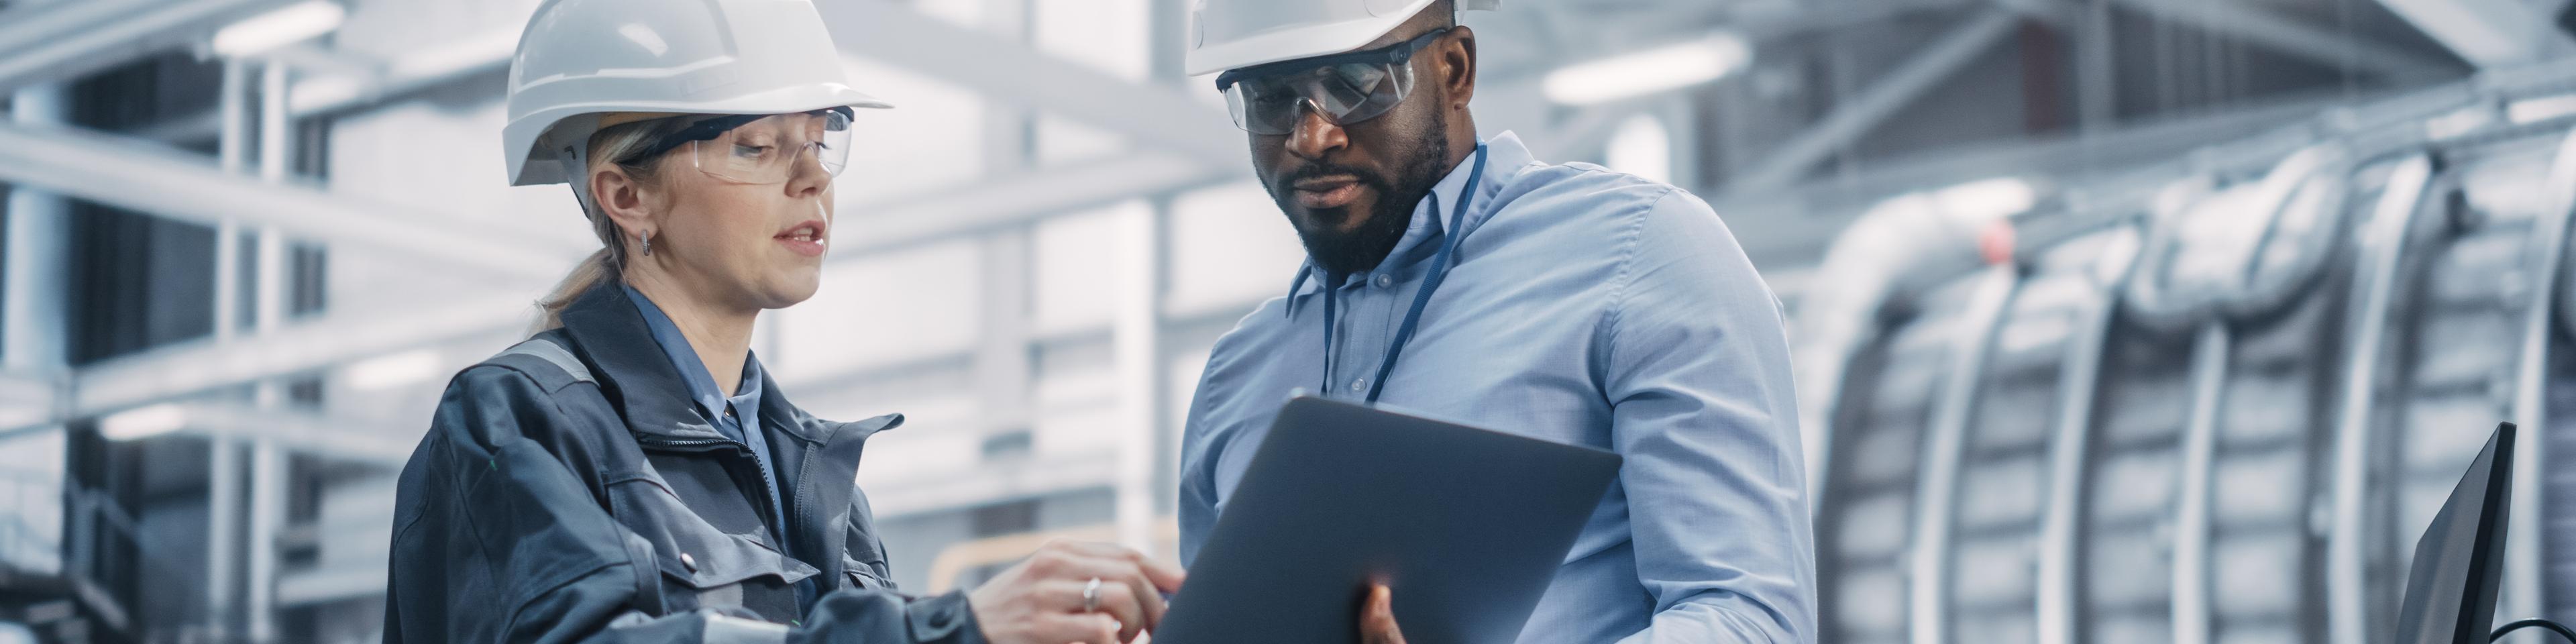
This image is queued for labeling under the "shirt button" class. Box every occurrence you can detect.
[1350,378,1367,392]
[1374,274,1395,288]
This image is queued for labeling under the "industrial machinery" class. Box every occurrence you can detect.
[1803,66,2576,644]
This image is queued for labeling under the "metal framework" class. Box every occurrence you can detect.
[0,0,2557,641]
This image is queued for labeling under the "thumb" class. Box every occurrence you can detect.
[1362,584,1404,644]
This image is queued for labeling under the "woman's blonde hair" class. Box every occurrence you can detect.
[529,115,691,333]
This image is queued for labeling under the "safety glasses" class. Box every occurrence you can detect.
[632,107,854,184]
[1213,28,1452,136]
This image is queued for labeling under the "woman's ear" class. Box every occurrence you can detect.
[590,165,655,246]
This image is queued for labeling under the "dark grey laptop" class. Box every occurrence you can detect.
[1155,396,1623,644]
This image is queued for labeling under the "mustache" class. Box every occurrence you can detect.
[1277,162,1391,193]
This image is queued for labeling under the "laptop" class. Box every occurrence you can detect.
[2394,421,2515,644]
[1155,396,1623,644]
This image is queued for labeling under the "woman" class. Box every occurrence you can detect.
[383,1,1179,642]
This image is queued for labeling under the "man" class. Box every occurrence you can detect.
[1174,1,1817,642]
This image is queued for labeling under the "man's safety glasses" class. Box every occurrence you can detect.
[1214,28,1452,136]
[631,107,853,185]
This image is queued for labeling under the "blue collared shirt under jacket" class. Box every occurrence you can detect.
[1177,131,1819,644]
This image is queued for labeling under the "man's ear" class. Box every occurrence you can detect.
[1440,26,1477,111]
[590,166,655,244]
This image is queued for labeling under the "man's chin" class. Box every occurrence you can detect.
[1288,206,1375,237]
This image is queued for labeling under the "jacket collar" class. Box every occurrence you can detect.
[556,279,902,446]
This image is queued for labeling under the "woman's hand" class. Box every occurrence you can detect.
[968,539,1185,644]
[1361,584,1407,644]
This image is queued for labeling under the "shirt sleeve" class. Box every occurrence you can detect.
[1176,354,1230,569]
[1599,190,1820,644]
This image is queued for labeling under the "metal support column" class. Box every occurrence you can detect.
[1111,203,1167,553]
[973,229,1034,450]
[203,56,251,642]
[1,79,72,602]
[241,60,294,644]
[2327,154,2435,644]
[3,83,68,373]
[1909,263,2022,644]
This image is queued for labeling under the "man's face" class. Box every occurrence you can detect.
[1245,29,1455,277]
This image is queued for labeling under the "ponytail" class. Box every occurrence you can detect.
[525,113,691,335]
[529,248,616,333]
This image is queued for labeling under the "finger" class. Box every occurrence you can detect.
[1070,578,1149,642]
[1028,612,1123,644]
[1040,553,1169,633]
[1091,613,1124,644]
[1045,541,1187,592]
[1361,584,1405,644]
[1138,555,1187,592]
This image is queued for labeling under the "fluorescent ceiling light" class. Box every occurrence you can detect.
[345,349,444,392]
[2508,94,2576,125]
[212,1,347,58]
[1544,33,1751,106]
[101,404,187,441]
[287,74,366,113]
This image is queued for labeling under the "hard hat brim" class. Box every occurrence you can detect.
[1185,11,1415,77]
[506,83,890,187]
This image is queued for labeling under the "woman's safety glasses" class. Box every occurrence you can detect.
[631,107,853,184]
[1214,28,1452,136]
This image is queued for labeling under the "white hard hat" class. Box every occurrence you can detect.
[1186,0,1499,76]
[502,0,890,189]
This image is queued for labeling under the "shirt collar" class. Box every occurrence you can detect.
[1285,131,1532,317]
[622,285,764,426]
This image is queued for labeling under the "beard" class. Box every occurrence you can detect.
[1269,108,1454,277]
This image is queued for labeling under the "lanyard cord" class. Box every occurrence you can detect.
[1315,144,1491,404]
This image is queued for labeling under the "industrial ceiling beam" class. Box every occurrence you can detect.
[0,0,159,56]
[1724,10,2023,193]
[66,292,535,418]
[838,153,1236,256]
[138,29,519,144]
[0,123,584,279]
[60,152,1236,417]
[140,3,1242,172]
[2099,0,2459,79]
[168,402,417,466]
[816,0,1245,168]
[2371,0,2575,67]
[0,0,298,93]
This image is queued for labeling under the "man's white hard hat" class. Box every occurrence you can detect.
[502,0,890,189]
[1185,0,1499,76]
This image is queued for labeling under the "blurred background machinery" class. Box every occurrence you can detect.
[0,0,2571,643]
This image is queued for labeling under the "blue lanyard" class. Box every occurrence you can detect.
[1311,144,1489,404]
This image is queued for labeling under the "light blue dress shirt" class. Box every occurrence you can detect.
[1177,132,1818,643]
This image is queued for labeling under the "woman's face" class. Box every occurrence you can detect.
[633,113,840,311]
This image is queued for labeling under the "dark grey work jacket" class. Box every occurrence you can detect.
[384,281,985,644]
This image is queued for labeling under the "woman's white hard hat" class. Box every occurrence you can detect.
[1185,0,1499,77]
[502,0,890,191]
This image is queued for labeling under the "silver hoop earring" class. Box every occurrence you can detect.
[639,231,652,257]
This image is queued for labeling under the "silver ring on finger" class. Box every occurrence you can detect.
[1081,577,1103,613]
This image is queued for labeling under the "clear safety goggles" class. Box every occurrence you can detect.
[633,107,853,184]
[1213,28,1452,136]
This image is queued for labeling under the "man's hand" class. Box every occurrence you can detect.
[1361,584,1407,644]
[968,539,1186,644]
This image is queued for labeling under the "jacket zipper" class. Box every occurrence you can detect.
[635,435,792,546]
